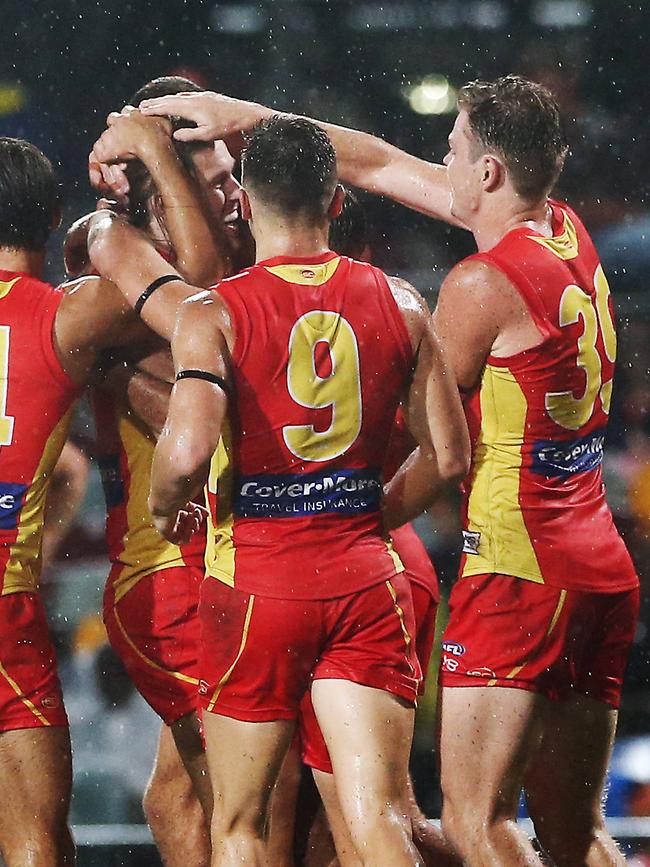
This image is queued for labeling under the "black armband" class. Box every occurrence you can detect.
[134,274,182,316]
[175,369,232,396]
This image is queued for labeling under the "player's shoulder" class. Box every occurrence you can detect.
[385,274,429,319]
[440,255,519,307]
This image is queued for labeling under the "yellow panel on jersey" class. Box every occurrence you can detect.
[204,421,236,587]
[0,278,20,300]
[264,257,341,286]
[3,407,74,595]
[112,414,186,603]
[527,210,579,261]
[461,365,543,584]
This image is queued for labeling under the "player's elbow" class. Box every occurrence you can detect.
[437,446,470,485]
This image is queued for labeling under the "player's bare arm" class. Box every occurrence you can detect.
[54,274,155,385]
[432,258,543,392]
[41,441,89,569]
[139,91,461,225]
[101,360,172,439]
[87,211,197,341]
[149,294,233,539]
[90,108,229,285]
[383,276,470,528]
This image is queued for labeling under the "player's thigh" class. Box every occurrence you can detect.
[525,693,617,833]
[202,712,295,830]
[440,685,547,817]
[312,679,415,816]
[0,726,72,840]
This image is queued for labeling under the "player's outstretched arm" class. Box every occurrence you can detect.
[383,279,470,529]
[149,295,232,541]
[139,91,460,225]
[87,210,199,342]
[90,109,230,285]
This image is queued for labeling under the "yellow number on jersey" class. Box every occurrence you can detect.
[283,311,362,462]
[0,327,14,446]
[545,266,616,430]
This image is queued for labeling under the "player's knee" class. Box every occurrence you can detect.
[2,823,74,867]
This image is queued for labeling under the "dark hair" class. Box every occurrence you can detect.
[125,76,207,229]
[329,187,367,258]
[458,74,569,201]
[0,137,60,251]
[242,116,337,222]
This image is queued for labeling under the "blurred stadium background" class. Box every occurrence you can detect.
[1,0,649,862]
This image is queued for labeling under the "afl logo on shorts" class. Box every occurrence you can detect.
[41,695,61,709]
[198,680,209,696]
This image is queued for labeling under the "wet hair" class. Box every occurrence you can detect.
[0,137,60,251]
[328,187,367,258]
[457,74,569,201]
[125,76,208,229]
[242,116,337,222]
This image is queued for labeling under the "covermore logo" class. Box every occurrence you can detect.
[233,468,382,518]
[0,482,27,530]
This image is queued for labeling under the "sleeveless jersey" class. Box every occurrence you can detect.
[460,201,638,593]
[204,252,413,599]
[0,270,81,595]
[94,391,206,603]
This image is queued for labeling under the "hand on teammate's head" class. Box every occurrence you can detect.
[140,90,262,144]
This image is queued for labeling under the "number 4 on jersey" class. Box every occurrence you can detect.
[0,326,14,446]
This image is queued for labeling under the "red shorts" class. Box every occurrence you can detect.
[198,572,420,721]
[0,592,67,731]
[440,573,639,708]
[299,543,439,774]
[104,565,202,726]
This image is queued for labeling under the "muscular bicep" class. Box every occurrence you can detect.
[432,261,504,392]
[55,277,150,384]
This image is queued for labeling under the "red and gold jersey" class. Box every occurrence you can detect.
[0,270,81,595]
[94,392,205,603]
[205,252,413,599]
[460,202,638,593]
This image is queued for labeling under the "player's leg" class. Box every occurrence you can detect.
[170,709,213,819]
[203,712,295,866]
[405,776,462,867]
[266,736,302,867]
[198,580,320,866]
[524,588,638,866]
[143,723,210,867]
[525,694,622,866]
[0,727,74,867]
[312,767,361,867]
[439,685,546,866]
[313,679,421,867]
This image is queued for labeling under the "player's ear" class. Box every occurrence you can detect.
[239,189,252,222]
[328,184,345,220]
[482,155,504,193]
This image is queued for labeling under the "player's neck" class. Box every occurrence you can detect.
[0,247,45,278]
[252,218,331,263]
[471,197,551,252]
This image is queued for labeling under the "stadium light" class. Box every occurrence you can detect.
[403,75,457,115]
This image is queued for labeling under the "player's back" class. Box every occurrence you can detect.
[0,270,80,593]
[205,252,413,599]
[461,202,637,592]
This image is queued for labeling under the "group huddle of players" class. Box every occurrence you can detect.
[0,71,640,867]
